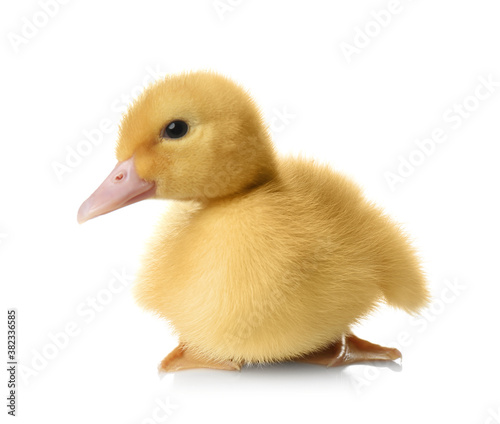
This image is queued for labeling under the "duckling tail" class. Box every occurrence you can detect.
[377,245,431,315]
[381,271,431,315]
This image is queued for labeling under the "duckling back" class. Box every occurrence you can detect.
[275,157,429,315]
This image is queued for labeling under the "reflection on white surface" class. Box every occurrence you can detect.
[166,360,401,395]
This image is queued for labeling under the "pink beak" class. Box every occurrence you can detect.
[77,157,156,224]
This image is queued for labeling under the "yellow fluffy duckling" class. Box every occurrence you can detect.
[78,71,429,372]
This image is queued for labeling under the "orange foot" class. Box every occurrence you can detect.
[158,344,242,373]
[296,334,402,367]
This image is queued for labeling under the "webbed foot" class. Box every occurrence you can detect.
[158,344,242,373]
[296,334,401,367]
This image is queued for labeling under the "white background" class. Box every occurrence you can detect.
[2,0,500,423]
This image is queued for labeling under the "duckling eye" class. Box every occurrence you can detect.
[162,120,188,139]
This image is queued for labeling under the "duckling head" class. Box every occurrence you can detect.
[78,71,276,223]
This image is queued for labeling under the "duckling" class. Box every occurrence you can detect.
[78,71,430,372]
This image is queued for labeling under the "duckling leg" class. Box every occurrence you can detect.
[158,344,242,373]
[296,334,401,367]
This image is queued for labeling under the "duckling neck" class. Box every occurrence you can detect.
[202,154,280,206]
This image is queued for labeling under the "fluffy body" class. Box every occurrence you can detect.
[112,71,429,364]
[134,159,428,364]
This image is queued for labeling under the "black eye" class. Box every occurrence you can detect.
[162,120,188,139]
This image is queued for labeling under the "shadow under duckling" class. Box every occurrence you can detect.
[78,71,430,372]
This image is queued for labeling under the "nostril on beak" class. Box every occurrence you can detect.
[114,172,125,182]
